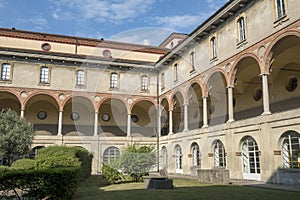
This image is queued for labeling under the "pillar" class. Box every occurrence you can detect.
[202,97,208,128]
[227,87,235,122]
[20,109,25,118]
[57,110,63,136]
[127,114,131,137]
[94,112,98,136]
[169,110,173,134]
[183,103,189,131]
[262,74,271,115]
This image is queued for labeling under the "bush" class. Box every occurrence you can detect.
[102,163,123,184]
[11,158,35,169]
[35,155,81,169]
[0,167,80,199]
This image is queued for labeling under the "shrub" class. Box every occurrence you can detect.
[102,163,123,184]
[11,158,35,169]
[0,167,80,199]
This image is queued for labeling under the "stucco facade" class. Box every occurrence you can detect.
[0,0,299,184]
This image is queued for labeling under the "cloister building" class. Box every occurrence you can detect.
[0,0,300,184]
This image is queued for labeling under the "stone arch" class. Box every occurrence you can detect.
[0,90,22,114]
[130,100,157,137]
[187,82,203,130]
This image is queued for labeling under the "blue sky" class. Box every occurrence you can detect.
[0,0,228,45]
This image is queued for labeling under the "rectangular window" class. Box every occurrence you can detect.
[161,73,165,90]
[40,66,49,83]
[190,52,195,72]
[1,63,11,80]
[141,75,148,91]
[276,0,286,19]
[76,70,85,86]
[210,37,217,59]
[174,63,178,82]
[238,17,246,42]
[110,72,118,88]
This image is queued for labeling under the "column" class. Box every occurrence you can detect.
[94,112,98,136]
[227,87,235,122]
[20,109,25,118]
[202,97,208,128]
[127,114,131,137]
[169,109,173,134]
[262,74,271,115]
[183,103,189,131]
[157,108,161,137]
[57,110,63,136]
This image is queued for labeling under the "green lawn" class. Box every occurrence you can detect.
[73,176,300,200]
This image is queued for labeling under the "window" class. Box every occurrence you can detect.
[237,17,246,42]
[282,131,300,169]
[103,146,120,165]
[161,146,168,169]
[161,73,165,90]
[1,63,11,80]
[175,145,183,173]
[276,0,286,19]
[40,66,49,83]
[141,75,148,91]
[190,51,195,72]
[242,137,260,174]
[286,77,298,92]
[76,70,85,86]
[191,143,200,167]
[210,36,217,59]
[110,72,118,88]
[214,140,226,167]
[174,63,178,82]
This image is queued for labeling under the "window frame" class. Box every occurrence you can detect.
[174,63,178,82]
[175,145,183,172]
[1,63,13,81]
[210,35,217,60]
[76,69,86,86]
[141,75,149,91]
[237,16,246,43]
[190,51,195,73]
[191,143,200,167]
[282,131,300,169]
[161,72,165,91]
[110,72,119,89]
[39,66,50,84]
[275,0,287,20]
[103,146,121,165]
[214,140,226,167]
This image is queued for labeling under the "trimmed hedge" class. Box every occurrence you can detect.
[11,158,35,169]
[0,167,80,199]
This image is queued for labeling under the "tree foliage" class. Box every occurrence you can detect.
[0,108,34,166]
[118,144,156,182]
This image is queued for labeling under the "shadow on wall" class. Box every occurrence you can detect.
[267,167,300,185]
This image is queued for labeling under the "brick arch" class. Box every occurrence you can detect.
[97,95,128,113]
[0,89,23,109]
[62,93,95,111]
[203,68,227,96]
[170,89,185,109]
[228,53,262,86]
[264,30,300,73]
[24,92,60,110]
[129,97,157,112]
[185,80,205,99]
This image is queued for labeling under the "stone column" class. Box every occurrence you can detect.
[20,110,25,118]
[169,110,173,134]
[227,87,235,122]
[183,103,189,131]
[57,110,63,136]
[262,74,271,115]
[202,97,208,128]
[127,114,131,137]
[94,112,98,136]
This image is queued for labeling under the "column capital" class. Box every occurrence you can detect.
[260,73,270,76]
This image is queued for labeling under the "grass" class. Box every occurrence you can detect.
[73,175,300,200]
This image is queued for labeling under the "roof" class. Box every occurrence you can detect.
[0,27,168,55]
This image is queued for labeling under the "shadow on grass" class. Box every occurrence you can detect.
[73,175,300,200]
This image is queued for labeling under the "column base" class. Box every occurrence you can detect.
[202,125,208,128]
[261,111,271,116]
[183,129,189,132]
[227,119,235,123]
[168,132,174,135]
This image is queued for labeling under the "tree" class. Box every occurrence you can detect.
[0,108,35,166]
[117,144,156,182]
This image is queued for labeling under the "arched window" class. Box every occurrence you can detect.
[161,146,168,169]
[237,17,246,42]
[210,36,217,59]
[282,131,300,169]
[191,143,200,167]
[242,137,260,180]
[175,145,183,173]
[214,140,226,167]
[275,0,286,19]
[141,75,148,91]
[103,146,120,165]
